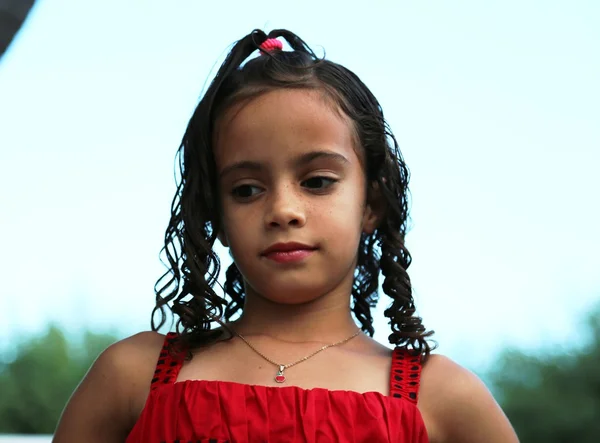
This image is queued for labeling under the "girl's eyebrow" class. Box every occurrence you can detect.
[219,150,350,179]
[299,150,349,166]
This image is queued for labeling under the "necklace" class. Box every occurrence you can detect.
[235,329,361,383]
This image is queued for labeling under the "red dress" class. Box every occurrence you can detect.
[126,333,429,442]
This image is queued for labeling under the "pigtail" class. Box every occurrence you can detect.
[378,130,434,355]
[350,235,379,336]
[224,263,244,320]
[380,233,430,353]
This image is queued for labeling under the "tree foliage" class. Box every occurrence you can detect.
[0,326,117,434]
[488,305,600,443]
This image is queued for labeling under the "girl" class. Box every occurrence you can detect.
[54,29,518,443]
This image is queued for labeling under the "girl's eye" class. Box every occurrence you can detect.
[302,176,337,190]
[231,184,262,199]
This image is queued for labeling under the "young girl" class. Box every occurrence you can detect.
[54,29,518,443]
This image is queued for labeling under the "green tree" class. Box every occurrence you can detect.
[0,326,118,434]
[488,306,600,443]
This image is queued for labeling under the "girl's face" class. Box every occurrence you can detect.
[215,88,379,305]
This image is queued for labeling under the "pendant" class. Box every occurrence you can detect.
[275,365,286,383]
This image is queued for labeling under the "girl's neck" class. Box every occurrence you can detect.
[230,288,359,344]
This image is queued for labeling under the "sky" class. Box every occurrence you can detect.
[1,0,599,371]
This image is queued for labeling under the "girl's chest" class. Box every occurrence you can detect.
[177,341,393,395]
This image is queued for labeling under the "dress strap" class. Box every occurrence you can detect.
[150,332,185,391]
[389,347,422,404]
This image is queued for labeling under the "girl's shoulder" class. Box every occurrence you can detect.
[418,354,518,443]
[54,331,166,441]
[111,330,166,359]
[99,331,166,381]
[113,330,167,358]
[89,331,167,416]
[104,331,167,413]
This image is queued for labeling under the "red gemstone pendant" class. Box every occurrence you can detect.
[275,365,286,383]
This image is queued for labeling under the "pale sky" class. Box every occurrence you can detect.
[1,0,599,371]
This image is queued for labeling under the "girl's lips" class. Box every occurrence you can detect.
[263,249,315,263]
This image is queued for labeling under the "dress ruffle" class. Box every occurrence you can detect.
[127,379,428,442]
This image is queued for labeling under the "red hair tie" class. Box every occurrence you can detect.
[260,38,283,54]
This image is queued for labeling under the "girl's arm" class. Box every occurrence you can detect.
[419,355,519,443]
[53,332,164,443]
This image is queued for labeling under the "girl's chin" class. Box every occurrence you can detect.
[247,285,332,305]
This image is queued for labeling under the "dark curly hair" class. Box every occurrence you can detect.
[152,29,434,357]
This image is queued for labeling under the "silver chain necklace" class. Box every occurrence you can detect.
[235,329,361,383]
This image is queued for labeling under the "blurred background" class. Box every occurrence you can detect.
[1,0,599,441]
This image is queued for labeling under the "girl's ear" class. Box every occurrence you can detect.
[362,181,386,234]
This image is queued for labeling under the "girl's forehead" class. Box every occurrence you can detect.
[214,89,359,167]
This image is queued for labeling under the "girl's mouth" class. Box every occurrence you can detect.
[263,249,316,263]
[261,242,317,263]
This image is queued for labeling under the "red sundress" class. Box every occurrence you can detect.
[126,333,429,442]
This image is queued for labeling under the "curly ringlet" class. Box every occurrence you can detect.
[152,28,435,358]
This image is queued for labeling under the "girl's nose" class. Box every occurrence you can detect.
[264,187,307,229]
